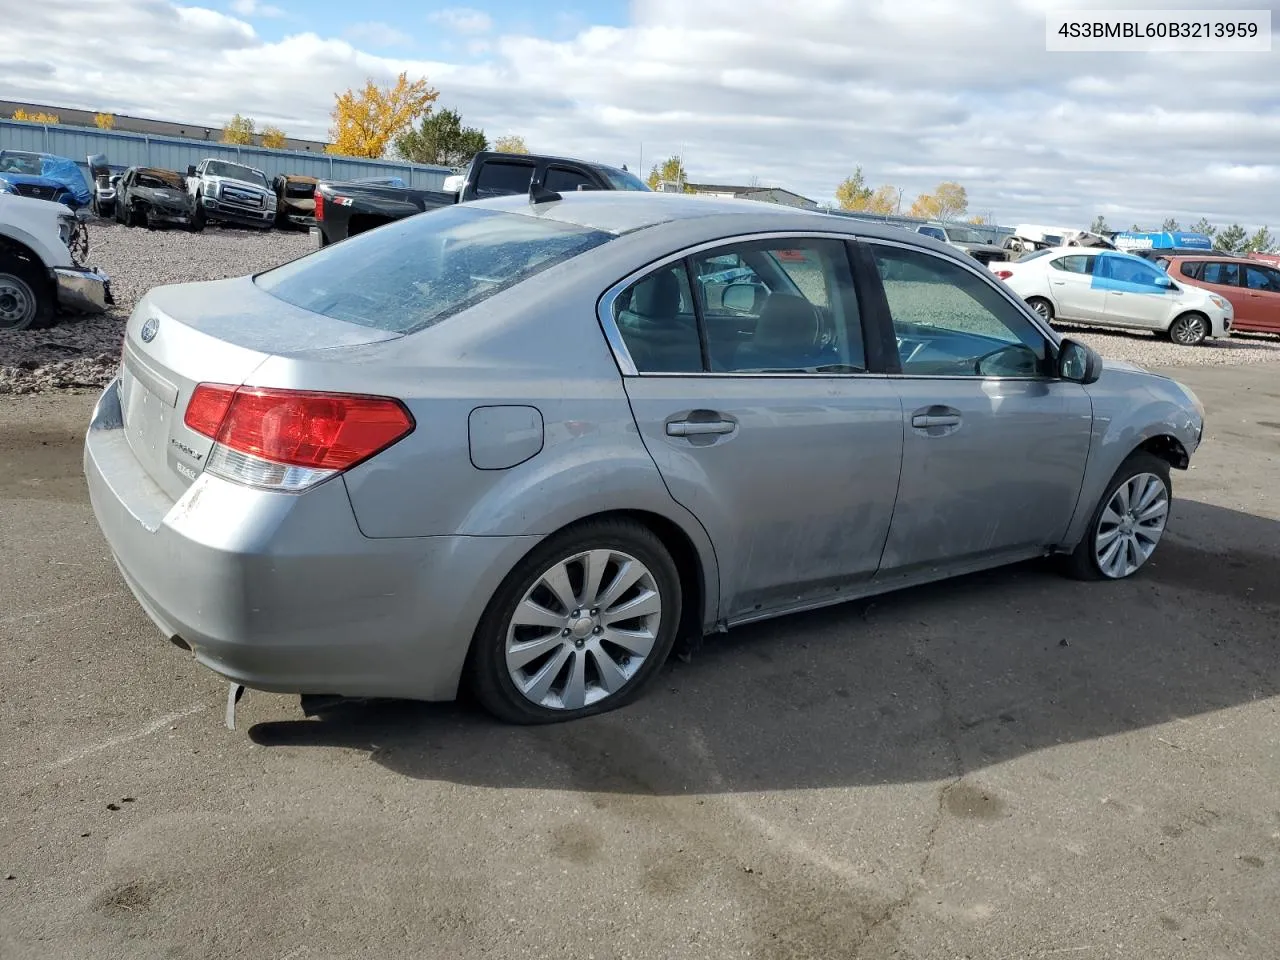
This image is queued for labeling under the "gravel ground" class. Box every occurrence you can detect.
[2,223,1277,394]
[0,221,311,394]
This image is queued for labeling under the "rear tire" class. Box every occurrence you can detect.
[1061,451,1172,581]
[1168,312,1208,346]
[1026,296,1054,323]
[467,518,682,724]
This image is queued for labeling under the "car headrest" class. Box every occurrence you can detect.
[630,269,681,320]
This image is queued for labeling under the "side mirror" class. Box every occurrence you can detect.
[721,282,764,313]
[187,165,197,177]
[1155,275,1175,290]
[1058,338,1102,384]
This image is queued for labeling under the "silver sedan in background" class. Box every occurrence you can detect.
[85,192,1205,724]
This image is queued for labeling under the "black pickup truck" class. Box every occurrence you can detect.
[312,150,648,246]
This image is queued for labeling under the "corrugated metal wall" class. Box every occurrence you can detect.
[0,120,452,188]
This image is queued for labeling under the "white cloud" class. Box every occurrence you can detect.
[4,0,1279,228]
[344,21,413,47]
[428,7,493,35]
[229,0,284,17]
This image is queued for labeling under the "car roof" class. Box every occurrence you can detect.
[1162,253,1252,262]
[466,191,926,242]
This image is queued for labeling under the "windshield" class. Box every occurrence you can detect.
[598,165,650,191]
[0,152,43,176]
[204,161,268,187]
[256,206,613,334]
[945,227,987,243]
[1016,248,1055,262]
[137,170,185,190]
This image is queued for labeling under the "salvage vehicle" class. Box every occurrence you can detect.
[0,149,93,209]
[1158,255,1280,335]
[1002,224,1114,254]
[993,246,1232,345]
[1,192,111,330]
[85,191,1207,726]
[312,150,647,246]
[87,154,120,218]
[115,167,198,230]
[915,223,1008,265]
[186,158,276,229]
[272,174,317,230]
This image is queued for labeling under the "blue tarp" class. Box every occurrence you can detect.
[1112,231,1214,252]
[0,151,92,207]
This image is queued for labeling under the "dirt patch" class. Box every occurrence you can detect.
[0,423,85,502]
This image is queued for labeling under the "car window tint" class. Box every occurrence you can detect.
[690,239,864,373]
[1244,265,1280,292]
[474,161,534,197]
[1201,262,1240,286]
[256,206,612,334]
[613,264,702,373]
[1179,261,1203,280]
[1052,255,1093,274]
[919,227,946,241]
[872,244,1046,378]
[544,167,595,193]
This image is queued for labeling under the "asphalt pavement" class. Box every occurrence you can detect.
[1,364,1277,960]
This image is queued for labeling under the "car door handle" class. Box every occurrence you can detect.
[666,419,735,437]
[911,413,961,428]
[1110,291,1125,296]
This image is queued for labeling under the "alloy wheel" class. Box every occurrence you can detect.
[1094,472,1169,578]
[1029,299,1052,321]
[505,549,663,711]
[1170,314,1206,346]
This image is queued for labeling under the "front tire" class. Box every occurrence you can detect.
[1168,312,1208,346]
[1062,451,1172,581]
[0,255,51,331]
[468,518,682,724]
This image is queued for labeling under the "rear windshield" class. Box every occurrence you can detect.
[255,206,613,334]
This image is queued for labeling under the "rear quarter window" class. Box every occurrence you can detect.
[255,206,612,334]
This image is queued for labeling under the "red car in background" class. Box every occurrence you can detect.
[1158,254,1280,335]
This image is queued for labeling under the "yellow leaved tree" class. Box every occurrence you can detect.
[220,114,256,145]
[908,181,968,220]
[260,125,288,149]
[328,72,438,158]
[12,108,59,123]
[493,134,529,155]
[94,113,116,130]
[646,155,692,191]
[835,168,899,214]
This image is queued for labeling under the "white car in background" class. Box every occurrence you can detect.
[993,247,1233,346]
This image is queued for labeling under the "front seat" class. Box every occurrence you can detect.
[733,293,826,371]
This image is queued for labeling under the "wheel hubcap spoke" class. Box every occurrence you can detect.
[505,547,663,711]
[1094,472,1168,578]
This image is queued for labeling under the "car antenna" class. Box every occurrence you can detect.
[529,176,562,206]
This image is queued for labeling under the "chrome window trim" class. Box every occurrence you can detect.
[596,230,877,379]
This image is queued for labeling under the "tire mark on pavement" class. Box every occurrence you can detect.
[47,703,207,769]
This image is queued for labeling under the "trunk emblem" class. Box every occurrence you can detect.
[140,317,158,342]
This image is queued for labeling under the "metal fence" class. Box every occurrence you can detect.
[819,207,1013,244]
[0,119,453,188]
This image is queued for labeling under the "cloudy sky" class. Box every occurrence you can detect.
[5,0,1279,229]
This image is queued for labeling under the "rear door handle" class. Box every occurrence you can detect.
[666,420,735,437]
[911,413,961,428]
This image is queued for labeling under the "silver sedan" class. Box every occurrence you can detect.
[85,192,1205,723]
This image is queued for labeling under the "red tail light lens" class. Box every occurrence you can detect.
[313,189,324,221]
[994,269,1014,280]
[185,384,413,475]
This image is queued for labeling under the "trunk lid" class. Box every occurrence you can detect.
[119,276,402,499]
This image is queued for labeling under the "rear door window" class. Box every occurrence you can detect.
[474,161,535,198]
[1052,255,1094,274]
[1178,261,1203,280]
[1201,262,1241,286]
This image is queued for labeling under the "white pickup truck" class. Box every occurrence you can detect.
[1,193,112,330]
[185,158,277,230]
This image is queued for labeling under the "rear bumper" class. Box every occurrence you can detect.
[84,379,538,701]
[54,267,111,313]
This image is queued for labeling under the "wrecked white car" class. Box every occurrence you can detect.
[0,193,112,330]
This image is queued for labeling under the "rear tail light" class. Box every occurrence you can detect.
[184,384,414,492]
[313,189,324,221]
[993,269,1014,280]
